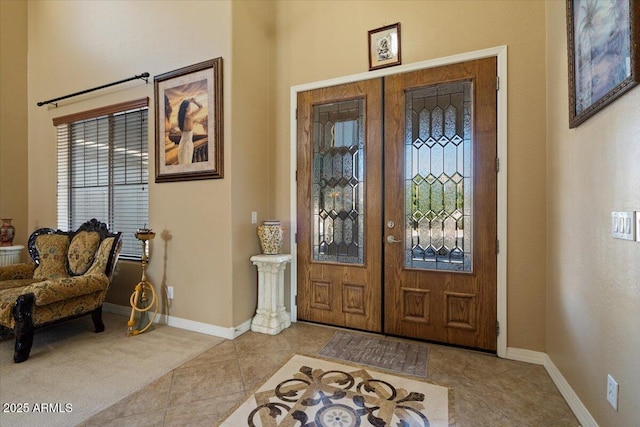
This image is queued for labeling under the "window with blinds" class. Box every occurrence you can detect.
[54,98,149,260]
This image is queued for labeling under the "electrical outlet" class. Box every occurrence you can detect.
[607,374,618,410]
[251,211,258,224]
[167,286,174,300]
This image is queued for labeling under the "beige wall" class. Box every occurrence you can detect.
[546,1,640,424]
[230,1,276,325]
[25,0,277,329]
[274,1,548,350]
[0,0,29,255]
[19,0,548,349]
[9,0,640,422]
[27,0,237,328]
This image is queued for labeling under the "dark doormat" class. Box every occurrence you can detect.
[318,331,429,378]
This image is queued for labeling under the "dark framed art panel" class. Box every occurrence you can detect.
[567,0,640,128]
[368,23,402,71]
[154,58,223,182]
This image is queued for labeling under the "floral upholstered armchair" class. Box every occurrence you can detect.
[0,219,122,363]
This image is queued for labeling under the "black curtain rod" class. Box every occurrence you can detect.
[37,72,150,107]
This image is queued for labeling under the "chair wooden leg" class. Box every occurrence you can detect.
[91,305,105,333]
[13,293,35,363]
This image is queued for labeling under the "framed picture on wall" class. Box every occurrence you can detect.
[567,0,639,128]
[368,23,402,71]
[154,58,223,182]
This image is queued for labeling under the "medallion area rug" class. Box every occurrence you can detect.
[221,354,454,427]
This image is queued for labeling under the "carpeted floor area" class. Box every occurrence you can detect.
[0,312,223,427]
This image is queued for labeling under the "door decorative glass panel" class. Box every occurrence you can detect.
[312,99,364,264]
[404,82,472,271]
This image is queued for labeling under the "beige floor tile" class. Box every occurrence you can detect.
[77,322,580,426]
[82,410,166,427]
[78,398,131,426]
[548,412,582,427]
[178,340,238,369]
[118,372,174,417]
[232,330,292,357]
[452,387,521,427]
[237,349,294,391]
[280,321,337,353]
[164,392,246,427]
[463,373,572,426]
[168,359,244,407]
[427,345,514,386]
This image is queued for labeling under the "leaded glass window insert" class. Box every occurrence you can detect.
[404,81,472,271]
[311,99,364,264]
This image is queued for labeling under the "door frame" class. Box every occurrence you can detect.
[289,45,508,357]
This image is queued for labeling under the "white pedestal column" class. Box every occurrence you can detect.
[0,245,24,267]
[250,254,292,335]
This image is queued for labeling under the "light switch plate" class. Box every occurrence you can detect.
[607,374,618,410]
[612,211,635,240]
[636,212,640,242]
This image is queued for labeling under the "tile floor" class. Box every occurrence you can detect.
[80,322,580,426]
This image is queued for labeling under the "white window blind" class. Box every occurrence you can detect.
[54,98,149,260]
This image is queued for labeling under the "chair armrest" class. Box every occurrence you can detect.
[0,263,36,281]
[23,273,109,306]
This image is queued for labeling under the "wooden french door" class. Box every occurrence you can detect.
[383,58,497,351]
[296,79,383,332]
[297,57,497,351]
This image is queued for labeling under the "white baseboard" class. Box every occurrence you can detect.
[506,347,598,427]
[103,303,252,340]
[505,347,547,365]
[542,354,598,427]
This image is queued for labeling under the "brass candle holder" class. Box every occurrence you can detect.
[127,228,158,336]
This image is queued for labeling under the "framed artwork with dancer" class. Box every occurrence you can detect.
[154,58,223,182]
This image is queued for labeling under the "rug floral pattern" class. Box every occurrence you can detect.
[222,355,452,427]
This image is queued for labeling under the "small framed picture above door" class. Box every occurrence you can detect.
[368,23,401,71]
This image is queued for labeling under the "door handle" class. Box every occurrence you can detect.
[386,235,402,244]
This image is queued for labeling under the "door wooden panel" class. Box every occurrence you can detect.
[383,58,497,351]
[297,79,383,332]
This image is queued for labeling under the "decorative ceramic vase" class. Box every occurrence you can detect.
[0,219,15,247]
[257,220,284,254]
